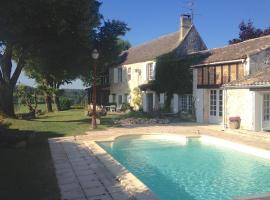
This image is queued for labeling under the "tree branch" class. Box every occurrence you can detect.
[1,44,13,83]
[11,51,25,86]
[0,53,4,84]
[0,68,4,84]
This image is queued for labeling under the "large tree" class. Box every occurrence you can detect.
[229,20,270,44]
[24,19,129,112]
[80,20,130,86]
[0,0,100,116]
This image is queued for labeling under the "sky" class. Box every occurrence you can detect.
[18,0,270,89]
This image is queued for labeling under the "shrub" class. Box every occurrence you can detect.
[59,98,71,110]
[132,87,142,110]
[120,103,131,112]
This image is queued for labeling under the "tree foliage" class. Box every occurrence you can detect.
[132,87,142,110]
[0,0,129,116]
[80,20,130,87]
[16,84,38,114]
[229,20,270,44]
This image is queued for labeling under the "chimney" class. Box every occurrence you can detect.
[180,14,192,41]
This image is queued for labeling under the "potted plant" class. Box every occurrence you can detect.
[229,116,241,129]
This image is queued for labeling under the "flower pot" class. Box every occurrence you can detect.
[229,121,240,129]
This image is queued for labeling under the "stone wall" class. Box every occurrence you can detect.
[176,26,207,56]
[249,48,270,74]
[225,89,254,130]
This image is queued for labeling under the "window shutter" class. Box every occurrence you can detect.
[146,64,148,81]
[122,68,126,82]
[109,95,113,103]
[153,62,156,80]
[113,68,118,83]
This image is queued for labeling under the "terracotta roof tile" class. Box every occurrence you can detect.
[224,67,270,88]
[120,31,181,65]
[195,35,270,65]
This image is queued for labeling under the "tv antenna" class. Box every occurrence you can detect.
[180,0,197,21]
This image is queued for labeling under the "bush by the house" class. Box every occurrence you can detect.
[120,103,132,112]
[59,98,72,110]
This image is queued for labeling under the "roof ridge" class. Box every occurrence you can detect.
[212,35,270,51]
[126,31,179,51]
[221,34,270,48]
[193,35,270,56]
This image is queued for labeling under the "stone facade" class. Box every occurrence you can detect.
[109,15,206,112]
[176,26,207,56]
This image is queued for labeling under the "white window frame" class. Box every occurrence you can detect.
[263,94,270,121]
[179,95,192,113]
[127,68,131,81]
[118,95,122,105]
[118,68,122,83]
[146,63,154,80]
[112,94,116,103]
[218,90,223,117]
[210,90,217,116]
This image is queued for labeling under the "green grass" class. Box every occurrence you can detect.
[14,103,56,114]
[6,109,91,136]
[0,109,123,200]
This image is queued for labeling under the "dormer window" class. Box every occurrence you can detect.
[146,63,154,80]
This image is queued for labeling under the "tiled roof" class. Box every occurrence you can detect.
[223,67,270,88]
[194,35,270,66]
[120,31,182,65]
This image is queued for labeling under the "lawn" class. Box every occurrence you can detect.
[0,108,122,200]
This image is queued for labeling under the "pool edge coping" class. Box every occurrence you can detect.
[85,133,270,200]
[84,140,160,200]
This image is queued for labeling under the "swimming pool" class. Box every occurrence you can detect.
[98,135,270,200]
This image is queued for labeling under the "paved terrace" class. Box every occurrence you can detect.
[49,123,270,200]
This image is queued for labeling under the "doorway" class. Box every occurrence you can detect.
[209,90,223,124]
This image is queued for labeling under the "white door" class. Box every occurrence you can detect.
[209,90,223,124]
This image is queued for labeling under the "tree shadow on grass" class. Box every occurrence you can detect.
[0,127,62,200]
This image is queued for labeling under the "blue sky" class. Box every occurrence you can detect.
[18,0,270,89]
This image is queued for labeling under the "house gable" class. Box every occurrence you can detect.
[176,26,207,56]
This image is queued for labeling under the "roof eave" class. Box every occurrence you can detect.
[191,59,246,68]
[222,84,270,89]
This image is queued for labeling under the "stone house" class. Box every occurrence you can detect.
[109,14,206,112]
[192,35,270,131]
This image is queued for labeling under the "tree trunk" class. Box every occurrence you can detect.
[53,94,61,111]
[0,44,24,117]
[0,84,15,117]
[44,91,53,112]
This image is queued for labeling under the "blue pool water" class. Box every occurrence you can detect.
[98,135,270,200]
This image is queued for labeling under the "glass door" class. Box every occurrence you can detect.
[209,90,223,124]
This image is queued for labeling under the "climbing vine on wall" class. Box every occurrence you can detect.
[152,52,207,108]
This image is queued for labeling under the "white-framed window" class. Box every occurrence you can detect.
[263,94,270,121]
[112,94,116,103]
[218,90,223,117]
[118,68,122,83]
[179,95,192,113]
[146,63,154,80]
[124,93,129,103]
[118,95,122,105]
[210,90,217,116]
[127,68,131,81]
